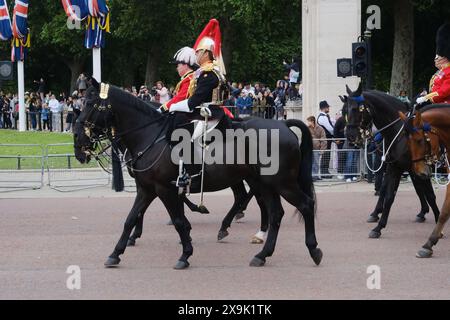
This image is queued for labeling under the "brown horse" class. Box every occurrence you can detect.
[400,106,450,258]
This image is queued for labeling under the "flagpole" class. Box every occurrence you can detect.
[93,47,101,82]
[17,59,25,132]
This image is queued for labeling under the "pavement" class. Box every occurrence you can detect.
[0,181,449,300]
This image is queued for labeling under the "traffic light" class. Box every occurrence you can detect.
[337,58,353,78]
[352,42,368,77]
[0,61,13,80]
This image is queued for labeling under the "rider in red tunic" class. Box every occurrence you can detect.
[159,47,197,112]
[417,23,450,105]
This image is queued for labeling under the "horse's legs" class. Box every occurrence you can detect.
[182,194,210,214]
[105,187,156,267]
[369,165,402,238]
[236,189,254,220]
[278,185,322,266]
[367,176,387,223]
[158,188,193,269]
[422,178,440,223]
[127,213,145,246]
[417,185,450,258]
[250,191,270,244]
[410,173,431,222]
[250,192,284,267]
[217,182,249,241]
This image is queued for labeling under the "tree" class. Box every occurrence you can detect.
[390,0,414,97]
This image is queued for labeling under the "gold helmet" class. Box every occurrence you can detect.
[195,37,216,57]
[193,19,226,74]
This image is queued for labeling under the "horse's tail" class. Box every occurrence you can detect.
[285,119,316,217]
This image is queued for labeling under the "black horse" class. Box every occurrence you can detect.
[74,79,322,269]
[343,84,440,238]
[120,143,262,246]
[74,100,261,246]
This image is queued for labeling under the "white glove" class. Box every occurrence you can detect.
[416,96,428,104]
[200,106,212,118]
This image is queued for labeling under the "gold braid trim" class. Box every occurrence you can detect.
[429,73,438,92]
[187,76,197,98]
[425,92,439,103]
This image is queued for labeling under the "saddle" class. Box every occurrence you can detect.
[167,105,234,192]
[168,105,232,144]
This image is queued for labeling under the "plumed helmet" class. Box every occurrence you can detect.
[193,19,226,74]
[195,37,216,56]
[172,47,197,68]
[436,22,450,60]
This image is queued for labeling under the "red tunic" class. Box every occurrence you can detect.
[429,64,450,104]
[165,71,194,110]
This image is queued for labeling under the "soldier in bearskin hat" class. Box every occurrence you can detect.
[417,22,450,105]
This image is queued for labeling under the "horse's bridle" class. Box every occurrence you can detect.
[409,122,439,166]
[346,95,373,141]
[77,85,170,173]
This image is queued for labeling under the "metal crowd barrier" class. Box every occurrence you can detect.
[45,143,111,192]
[311,139,364,184]
[3,138,447,193]
[0,144,44,192]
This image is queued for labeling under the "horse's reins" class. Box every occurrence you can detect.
[80,87,171,174]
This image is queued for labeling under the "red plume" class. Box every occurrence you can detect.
[194,19,222,58]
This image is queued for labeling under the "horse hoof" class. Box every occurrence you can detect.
[104,257,121,268]
[234,211,245,221]
[416,248,433,258]
[369,230,381,239]
[250,236,264,244]
[217,230,229,241]
[173,260,190,270]
[197,205,210,214]
[367,215,379,223]
[310,248,323,266]
[415,216,426,223]
[249,257,265,267]
[127,238,136,247]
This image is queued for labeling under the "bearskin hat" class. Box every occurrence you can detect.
[436,22,450,60]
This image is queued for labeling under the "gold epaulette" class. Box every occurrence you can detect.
[200,62,215,72]
[425,92,440,103]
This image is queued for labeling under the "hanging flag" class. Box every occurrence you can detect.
[61,0,88,21]
[84,0,110,49]
[0,0,12,40]
[11,0,30,62]
[12,0,28,38]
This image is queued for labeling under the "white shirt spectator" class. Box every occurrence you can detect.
[49,98,60,113]
[317,111,335,137]
[242,85,255,97]
[157,87,170,104]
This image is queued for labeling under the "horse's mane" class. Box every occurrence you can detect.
[364,90,408,113]
[419,103,450,113]
[108,85,163,119]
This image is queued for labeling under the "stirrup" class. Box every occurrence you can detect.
[172,160,191,195]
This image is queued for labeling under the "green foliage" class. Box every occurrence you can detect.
[1,0,448,96]
[1,0,301,93]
